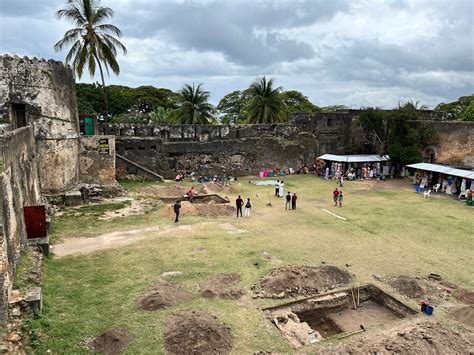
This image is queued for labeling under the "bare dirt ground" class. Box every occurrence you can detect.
[254,265,352,298]
[318,320,473,354]
[164,310,232,355]
[138,282,193,311]
[88,328,132,355]
[99,198,160,220]
[200,273,246,300]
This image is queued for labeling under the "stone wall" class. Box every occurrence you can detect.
[0,54,80,193]
[0,126,42,326]
[421,121,474,168]
[79,136,116,184]
[104,113,365,178]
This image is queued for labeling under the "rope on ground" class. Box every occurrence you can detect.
[321,208,347,220]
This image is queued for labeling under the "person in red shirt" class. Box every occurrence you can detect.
[236,195,243,217]
[333,188,339,206]
[187,186,195,203]
[291,193,297,209]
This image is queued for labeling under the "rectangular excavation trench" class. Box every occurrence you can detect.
[264,284,417,348]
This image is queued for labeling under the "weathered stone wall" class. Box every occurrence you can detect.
[79,136,116,184]
[0,54,80,193]
[0,126,42,326]
[104,113,364,178]
[421,121,474,168]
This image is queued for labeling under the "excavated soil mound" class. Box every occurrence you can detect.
[201,273,246,300]
[141,185,208,198]
[91,328,132,354]
[164,310,232,355]
[388,276,440,299]
[449,306,474,328]
[320,321,472,354]
[139,283,192,311]
[254,265,352,298]
[454,289,474,305]
[204,183,238,194]
[161,201,235,218]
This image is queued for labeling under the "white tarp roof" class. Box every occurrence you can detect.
[318,154,390,163]
[406,163,474,179]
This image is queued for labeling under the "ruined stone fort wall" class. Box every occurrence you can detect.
[0,126,42,325]
[0,55,80,193]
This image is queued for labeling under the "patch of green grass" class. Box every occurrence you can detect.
[119,179,162,192]
[35,176,474,353]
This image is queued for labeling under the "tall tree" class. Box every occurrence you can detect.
[280,90,321,119]
[171,84,215,124]
[54,0,127,123]
[217,90,251,124]
[247,77,285,124]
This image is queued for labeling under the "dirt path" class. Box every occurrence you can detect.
[53,221,245,258]
[53,225,187,258]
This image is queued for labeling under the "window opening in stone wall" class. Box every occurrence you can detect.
[327,118,333,127]
[11,103,27,128]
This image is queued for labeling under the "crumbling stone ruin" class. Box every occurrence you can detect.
[106,110,473,179]
[0,54,119,328]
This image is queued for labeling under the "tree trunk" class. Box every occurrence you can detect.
[94,54,109,126]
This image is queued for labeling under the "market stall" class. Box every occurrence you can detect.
[316,154,391,180]
[405,162,474,201]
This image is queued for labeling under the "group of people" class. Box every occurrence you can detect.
[332,188,344,207]
[275,180,297,210]
[235,195,252,217]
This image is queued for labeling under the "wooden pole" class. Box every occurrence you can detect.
[351,287,357,309]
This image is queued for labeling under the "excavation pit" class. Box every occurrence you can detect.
[264,284,417,348]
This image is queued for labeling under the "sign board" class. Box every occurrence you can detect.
[99,138,109,155]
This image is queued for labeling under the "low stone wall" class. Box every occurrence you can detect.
[79,136,116,184]
[0,126,42,326]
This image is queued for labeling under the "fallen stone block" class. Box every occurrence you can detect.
[65,190,83,206]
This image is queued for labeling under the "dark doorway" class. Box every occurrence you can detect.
[11,103,27,128]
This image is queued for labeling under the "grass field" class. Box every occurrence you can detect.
[29,175,473,353]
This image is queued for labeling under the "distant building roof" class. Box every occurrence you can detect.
[318,154,390,163]
[406,163,474,179]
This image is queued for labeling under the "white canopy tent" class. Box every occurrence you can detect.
[405,163,474,180]
[318,154,390,163]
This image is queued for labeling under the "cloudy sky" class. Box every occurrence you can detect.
[1,0,473,108]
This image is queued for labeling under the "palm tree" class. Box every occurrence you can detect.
[172,84,215,124]
[247,76,286,123]
[54,0,127,123]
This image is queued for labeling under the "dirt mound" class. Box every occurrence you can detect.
[454,289,474,305]
[387,276,441,299]
[254,265,352,298]
[449,306,474,328]
[320,321,472,354]
[161,201,235,218]
[141,185,186,198]
[164,310,232,354]
[204,182,238,194]
[201,273,246,300]
[139,283,192,311]
[90,328,132,354]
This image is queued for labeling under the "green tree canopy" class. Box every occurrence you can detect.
[247,77,286,124]
[435,95,474,120]
[171,83,215,124]
[216,90,251,124]
[280,90,321,118]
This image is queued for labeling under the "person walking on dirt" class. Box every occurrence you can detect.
[292,192,297,210]
[275,180,280,197]
[279,180,285,197]
[245,198,252,217]
[285,192,291,210]
[236,195,243,217]
[338,190,344,207]
[173,200,181,223]
[187,186,195,203]
[333,188,339,206]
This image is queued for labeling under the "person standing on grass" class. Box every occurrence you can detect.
[333,188,339,206]
[236,195,243,217]
[245,198,252,217]
[173,200,181,223]
[338,190,344,207]
[285,192,291,210]
[279,180,285,197]
[292,192,297,210]
[275,180,280,196]
[340,175,344,187]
